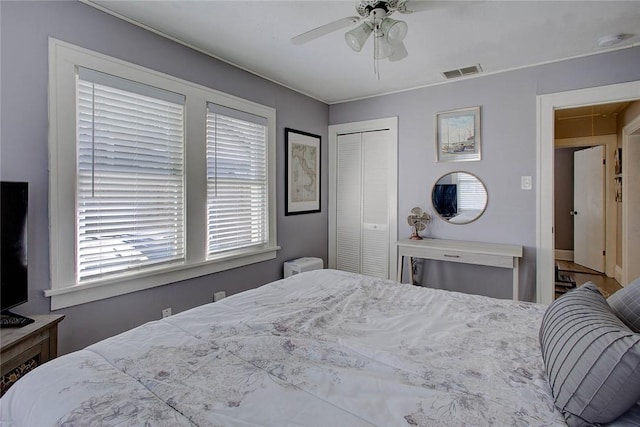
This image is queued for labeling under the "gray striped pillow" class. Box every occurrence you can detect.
[539,282,640,426]
[608,277,640,332]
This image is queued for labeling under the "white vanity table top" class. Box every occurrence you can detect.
[397,238,523,258]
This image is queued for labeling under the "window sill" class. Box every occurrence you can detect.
[45,246,280,310]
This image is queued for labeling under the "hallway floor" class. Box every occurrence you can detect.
[555,260,622,299]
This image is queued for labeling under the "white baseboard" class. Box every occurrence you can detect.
[555,250,574,261]
[615,265,623,285]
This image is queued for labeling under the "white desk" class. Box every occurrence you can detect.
[396,238,524,301]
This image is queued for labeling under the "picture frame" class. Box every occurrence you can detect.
[615,147,622,175]
[285,128,321,215]
[436,106,481,162]
[615,176,622,203]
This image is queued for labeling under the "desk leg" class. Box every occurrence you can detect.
[408,257,414,285]
[396,254,414,284]
[513,258,519,301]
[397,253,404,283]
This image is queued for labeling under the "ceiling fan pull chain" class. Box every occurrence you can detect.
[373,42,378,78]
[374,25,381,80]
[373,31,377,77]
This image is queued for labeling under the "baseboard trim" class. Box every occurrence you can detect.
[555,250,574,261]
[615,265,623,285]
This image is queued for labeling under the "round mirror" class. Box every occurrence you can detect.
[431,172,487,224]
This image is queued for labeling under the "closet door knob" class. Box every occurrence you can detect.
[570,210,578,216]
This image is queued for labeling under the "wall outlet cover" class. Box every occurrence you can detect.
[162,307,172,318]
[213,291,226,302]
[521,176,532,190]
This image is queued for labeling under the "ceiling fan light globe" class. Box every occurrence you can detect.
[380,18,408,45]
[345,22,373,52]
[345,33,364,52]
[389,42,408,62]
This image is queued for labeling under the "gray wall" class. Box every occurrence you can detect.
[0,1,329,354]
[330,47,640,301]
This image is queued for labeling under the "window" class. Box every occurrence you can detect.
[206,104,268,256]
[77,68,186,283]
[457,173,487,212]
[47,39,278,310]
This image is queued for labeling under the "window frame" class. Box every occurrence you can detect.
[205,103,270,257]
[46,38,278,310]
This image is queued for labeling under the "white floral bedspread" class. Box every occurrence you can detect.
[1,270,566,426]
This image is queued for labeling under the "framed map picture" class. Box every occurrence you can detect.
[285,128,321,215]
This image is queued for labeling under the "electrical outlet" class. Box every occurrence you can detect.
[213,291,226,302]
[162,307,172,318]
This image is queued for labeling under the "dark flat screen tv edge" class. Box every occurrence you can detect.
[433,184,457,218]
[1,181,34,328]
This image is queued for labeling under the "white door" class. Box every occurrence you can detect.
[573,146,605,272]
[361,131,390,278]
[335,130,391,278]
[335,133,362,274]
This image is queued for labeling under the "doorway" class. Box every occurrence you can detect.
[328,117,398,280]
[537,81,640,305]
[553,106,623,283]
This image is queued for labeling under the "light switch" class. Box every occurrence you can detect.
[521,176,532,190]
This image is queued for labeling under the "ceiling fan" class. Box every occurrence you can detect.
[292,0,429,70]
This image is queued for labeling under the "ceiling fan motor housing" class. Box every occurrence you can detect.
[356,0,399,18]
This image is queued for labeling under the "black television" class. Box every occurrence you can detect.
[432,184,457,218]
[1,181,33,327]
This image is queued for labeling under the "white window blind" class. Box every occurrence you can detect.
[457,173,487,212]
[76,68,185,283]
[206,103,268,256]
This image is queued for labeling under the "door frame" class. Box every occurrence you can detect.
[328,117,398,279]
[622,114,640,285]
[537,81,640,305]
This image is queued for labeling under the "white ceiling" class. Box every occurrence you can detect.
[85,0,640,104]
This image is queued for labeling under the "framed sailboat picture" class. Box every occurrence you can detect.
[436,106,481,162]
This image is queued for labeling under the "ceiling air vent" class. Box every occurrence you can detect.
[442,64,483,80]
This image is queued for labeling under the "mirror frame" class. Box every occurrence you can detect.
[431,171,488,225]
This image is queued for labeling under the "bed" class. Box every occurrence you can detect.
[1,269,639,426]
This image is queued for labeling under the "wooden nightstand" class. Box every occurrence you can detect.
[0,314,65,396]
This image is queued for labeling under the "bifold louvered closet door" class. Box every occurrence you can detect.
[335,130,391,278]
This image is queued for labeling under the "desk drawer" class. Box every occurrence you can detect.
[402,247,514,269]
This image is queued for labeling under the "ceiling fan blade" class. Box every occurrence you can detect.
[291,16,360,45]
